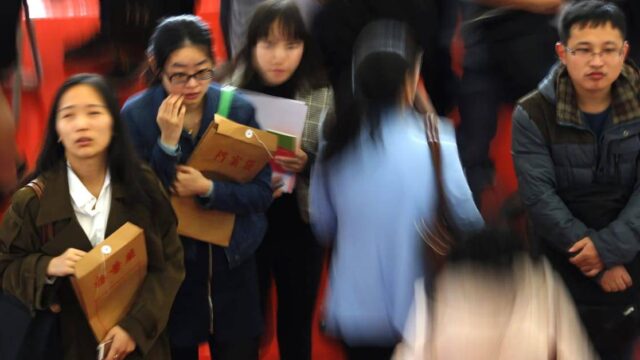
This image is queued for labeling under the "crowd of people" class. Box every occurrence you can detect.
[1,0,640,359]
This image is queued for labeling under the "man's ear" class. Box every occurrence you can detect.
[556,42,568,65]
[623,41,630,60]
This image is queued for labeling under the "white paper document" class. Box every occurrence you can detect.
[241,90,308,140]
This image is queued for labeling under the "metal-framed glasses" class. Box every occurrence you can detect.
[565,44,626,61]
[166,68,214,85]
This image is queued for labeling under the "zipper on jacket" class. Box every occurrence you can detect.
[208,244,214,335]
[614,153,621,182]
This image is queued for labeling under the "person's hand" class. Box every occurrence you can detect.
[599,265,633,292]
[156,95,186,147]
[274,147,308,173]
[172,165,212,197]
[569,237,604,277]
[104,326,136,360]
[271,174,285,199]
[46,248,87,277]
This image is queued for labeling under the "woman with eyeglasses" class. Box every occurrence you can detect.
[121,15,272,360]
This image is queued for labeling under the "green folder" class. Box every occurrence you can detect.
[267,129,297,152]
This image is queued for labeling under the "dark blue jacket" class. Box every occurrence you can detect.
[121,84,271,344]
[513,62,640,308]
[121,84,272,267]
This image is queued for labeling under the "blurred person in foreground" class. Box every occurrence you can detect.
[393,228,597,359]
[512,1,640,358]
[455,0,562,204]
[0,92,17,208]
[0,0,22,208]
[310,19,483,360]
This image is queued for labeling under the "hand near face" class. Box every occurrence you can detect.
[157,95,186,146]
[599,265,633,292]
[569,237,604,277]
[172,165,212,197]
[274,147,308,174]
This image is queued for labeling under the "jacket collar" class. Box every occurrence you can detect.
[553,61,640,127]
[36,162,127,227]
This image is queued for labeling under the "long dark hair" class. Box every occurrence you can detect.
[146,15,214,85]
[232,0,327,91]
[28,74,159,209]
[321,20,421,162]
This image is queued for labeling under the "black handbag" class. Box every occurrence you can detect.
[0,178,61,360]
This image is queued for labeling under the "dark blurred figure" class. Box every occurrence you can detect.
[311,0,458,115]
[0,0,21,73]
[456,0,561,205]
[65,0,194,82]
[220,0,265,58]
[0,93,17,208]
[0,0,21,208]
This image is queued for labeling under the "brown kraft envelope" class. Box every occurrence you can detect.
[71,222,148,342]
[171,114,277,246]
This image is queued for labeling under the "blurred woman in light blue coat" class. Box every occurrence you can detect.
[310,20,483,360]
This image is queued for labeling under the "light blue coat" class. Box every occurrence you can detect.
[310,110,483,346]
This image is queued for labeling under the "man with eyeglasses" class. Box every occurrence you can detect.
[513,1,640,359]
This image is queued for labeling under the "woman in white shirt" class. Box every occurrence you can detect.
[0,74,184,360]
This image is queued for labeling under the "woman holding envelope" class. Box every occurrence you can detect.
[121,15,273,360]
[0,74,185,359]
[224,1,334,358]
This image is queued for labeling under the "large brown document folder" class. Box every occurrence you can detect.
[172,115,277,245]
[71,222,147,342]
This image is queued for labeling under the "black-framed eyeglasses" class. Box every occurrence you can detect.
[565,43,626,61]
[166,68,215,85]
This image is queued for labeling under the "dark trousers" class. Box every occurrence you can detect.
[456,66,501,203]
[170,336,259,360]
[219,0,231,56]
[0,0,21,71]
[344,344,395,360]
[257,193,323,360]
[456,9,557,203]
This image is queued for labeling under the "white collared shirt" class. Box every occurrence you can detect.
[67,164,112,247]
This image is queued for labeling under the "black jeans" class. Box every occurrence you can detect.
[257,192,324,360]
[344,344,395,360]
[170,336,259,360]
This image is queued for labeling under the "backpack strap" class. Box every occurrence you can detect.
[217,85,235,117]
[24,178,53,244]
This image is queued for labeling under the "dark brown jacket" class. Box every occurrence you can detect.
[0,164,185,359]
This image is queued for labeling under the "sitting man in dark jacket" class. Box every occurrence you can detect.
[512,1,640,359]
